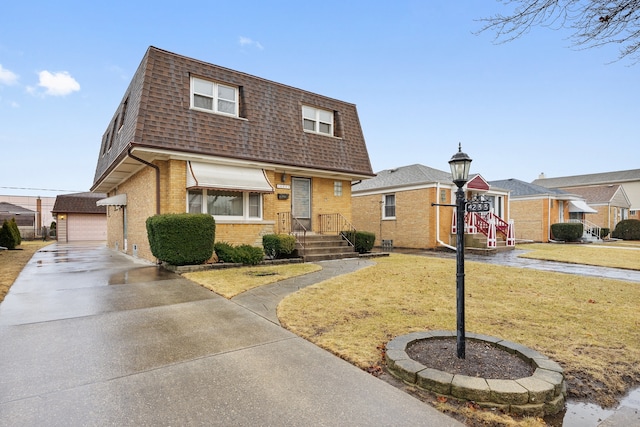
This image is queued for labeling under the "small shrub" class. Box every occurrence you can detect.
[0,220,17,250]
[146,213,215,266]
[262,234,296,259]
[550,223,583,242]
[611,219,640,240]
[599,228,610,239]
[214,242,264,265]
[342,230,376,254]
[214,242,236,263]
[234,244,264,265]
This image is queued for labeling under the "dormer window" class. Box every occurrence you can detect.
[191,77,238,116]
[302,106,333,136]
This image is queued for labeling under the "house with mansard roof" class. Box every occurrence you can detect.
[351,164,513,251]
[533,169,640,221]
[91,46,374,262]
[488,179,596,242]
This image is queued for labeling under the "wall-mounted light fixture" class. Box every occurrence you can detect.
[281,172,287,182]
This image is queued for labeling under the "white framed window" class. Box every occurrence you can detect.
[191,77,238,116]
[383,194,396,219]
[334,181,342,196]
[187,189,262,220]
[302,105,333,135]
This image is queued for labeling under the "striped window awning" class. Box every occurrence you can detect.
[187,162,274,193]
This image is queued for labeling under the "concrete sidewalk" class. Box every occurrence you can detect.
[0,242,461,426]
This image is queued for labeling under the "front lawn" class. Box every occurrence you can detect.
[516,242,640,270]
[278,253,640,415]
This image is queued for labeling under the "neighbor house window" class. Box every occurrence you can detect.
[334,181,342,196]
[383,194,396,219]
[191,77,238,116]
[302,105,333,135]
[188,189,261,219]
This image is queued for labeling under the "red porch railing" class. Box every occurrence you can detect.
[452,209,515,248]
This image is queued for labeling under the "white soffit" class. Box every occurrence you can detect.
[96,194,127,206]
[187,162,274,192]
[568,200,597,213]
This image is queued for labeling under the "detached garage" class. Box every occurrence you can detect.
[52,192,107,242]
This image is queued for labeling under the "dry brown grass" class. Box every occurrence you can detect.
[183,263,322,298]
[517,242,640,270]
[278,254,640,412]
[0,241,53,303]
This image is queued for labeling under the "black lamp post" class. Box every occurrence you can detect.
[448,143,472,359]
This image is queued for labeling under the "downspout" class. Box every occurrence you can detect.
[436,182,456,251]
[127,147,160,214]
[548,197,552,242]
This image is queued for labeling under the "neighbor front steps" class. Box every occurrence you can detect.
[297,234,358,262]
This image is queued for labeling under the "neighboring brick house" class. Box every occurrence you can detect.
[91,47,374,262]
[488,179,595,242]
[560,185,631,233]
[351,164,511,250]
[533,169,640,220]
[52,192,107,242]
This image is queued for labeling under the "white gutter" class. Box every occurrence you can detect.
[435,182,456,251]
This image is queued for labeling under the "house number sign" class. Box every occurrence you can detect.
[465,195,491,212]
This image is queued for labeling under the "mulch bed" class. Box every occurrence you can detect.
[406,337,534,379]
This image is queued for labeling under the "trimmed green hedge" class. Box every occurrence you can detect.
[612,219,640,240]
[146,213,215,266]
[214,241,264,265]
[262,234,296,259]
[550,223,583,242]
[342,230,376,254]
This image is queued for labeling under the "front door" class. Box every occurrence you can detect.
[292,177,311,231]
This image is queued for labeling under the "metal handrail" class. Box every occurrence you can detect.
[319,213,356,247]
[276,212,307,256]
[568,218,602,240]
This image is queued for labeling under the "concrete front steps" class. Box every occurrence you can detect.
[297,234,358,262]
[464,233,514,253]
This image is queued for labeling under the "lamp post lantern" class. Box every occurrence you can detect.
[449,143,472,359]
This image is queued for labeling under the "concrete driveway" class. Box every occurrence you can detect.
[0,242,461,426]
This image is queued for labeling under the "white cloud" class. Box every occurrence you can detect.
[37,70,80,96]
[239,36,264,50]
[0,64,19,85]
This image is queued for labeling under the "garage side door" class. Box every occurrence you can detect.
[67,214,107,241]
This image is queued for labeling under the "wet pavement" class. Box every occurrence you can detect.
[0,242,461,426]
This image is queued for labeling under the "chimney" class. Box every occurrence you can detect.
[36,197,42,231]
[538,172,546,179]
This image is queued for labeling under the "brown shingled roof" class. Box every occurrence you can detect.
[93,47,373,192]
[52,192,107,214]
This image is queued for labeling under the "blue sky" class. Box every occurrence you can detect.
[1,1,638,198]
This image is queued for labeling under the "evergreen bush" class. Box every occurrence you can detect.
[262,234,296,259]
[234,244,264,265]
[213,241,264,265]
[0,220,17,249]
[146,213,215,266]
[599,227,610,239]
[550,223,583,242]
[9,218,21,246]
[214,242,236,263]
[342,230,376,253]
[611,219,640,240]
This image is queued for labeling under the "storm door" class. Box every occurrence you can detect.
[292,177,311,231]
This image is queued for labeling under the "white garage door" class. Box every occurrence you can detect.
[67,214,107,241]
